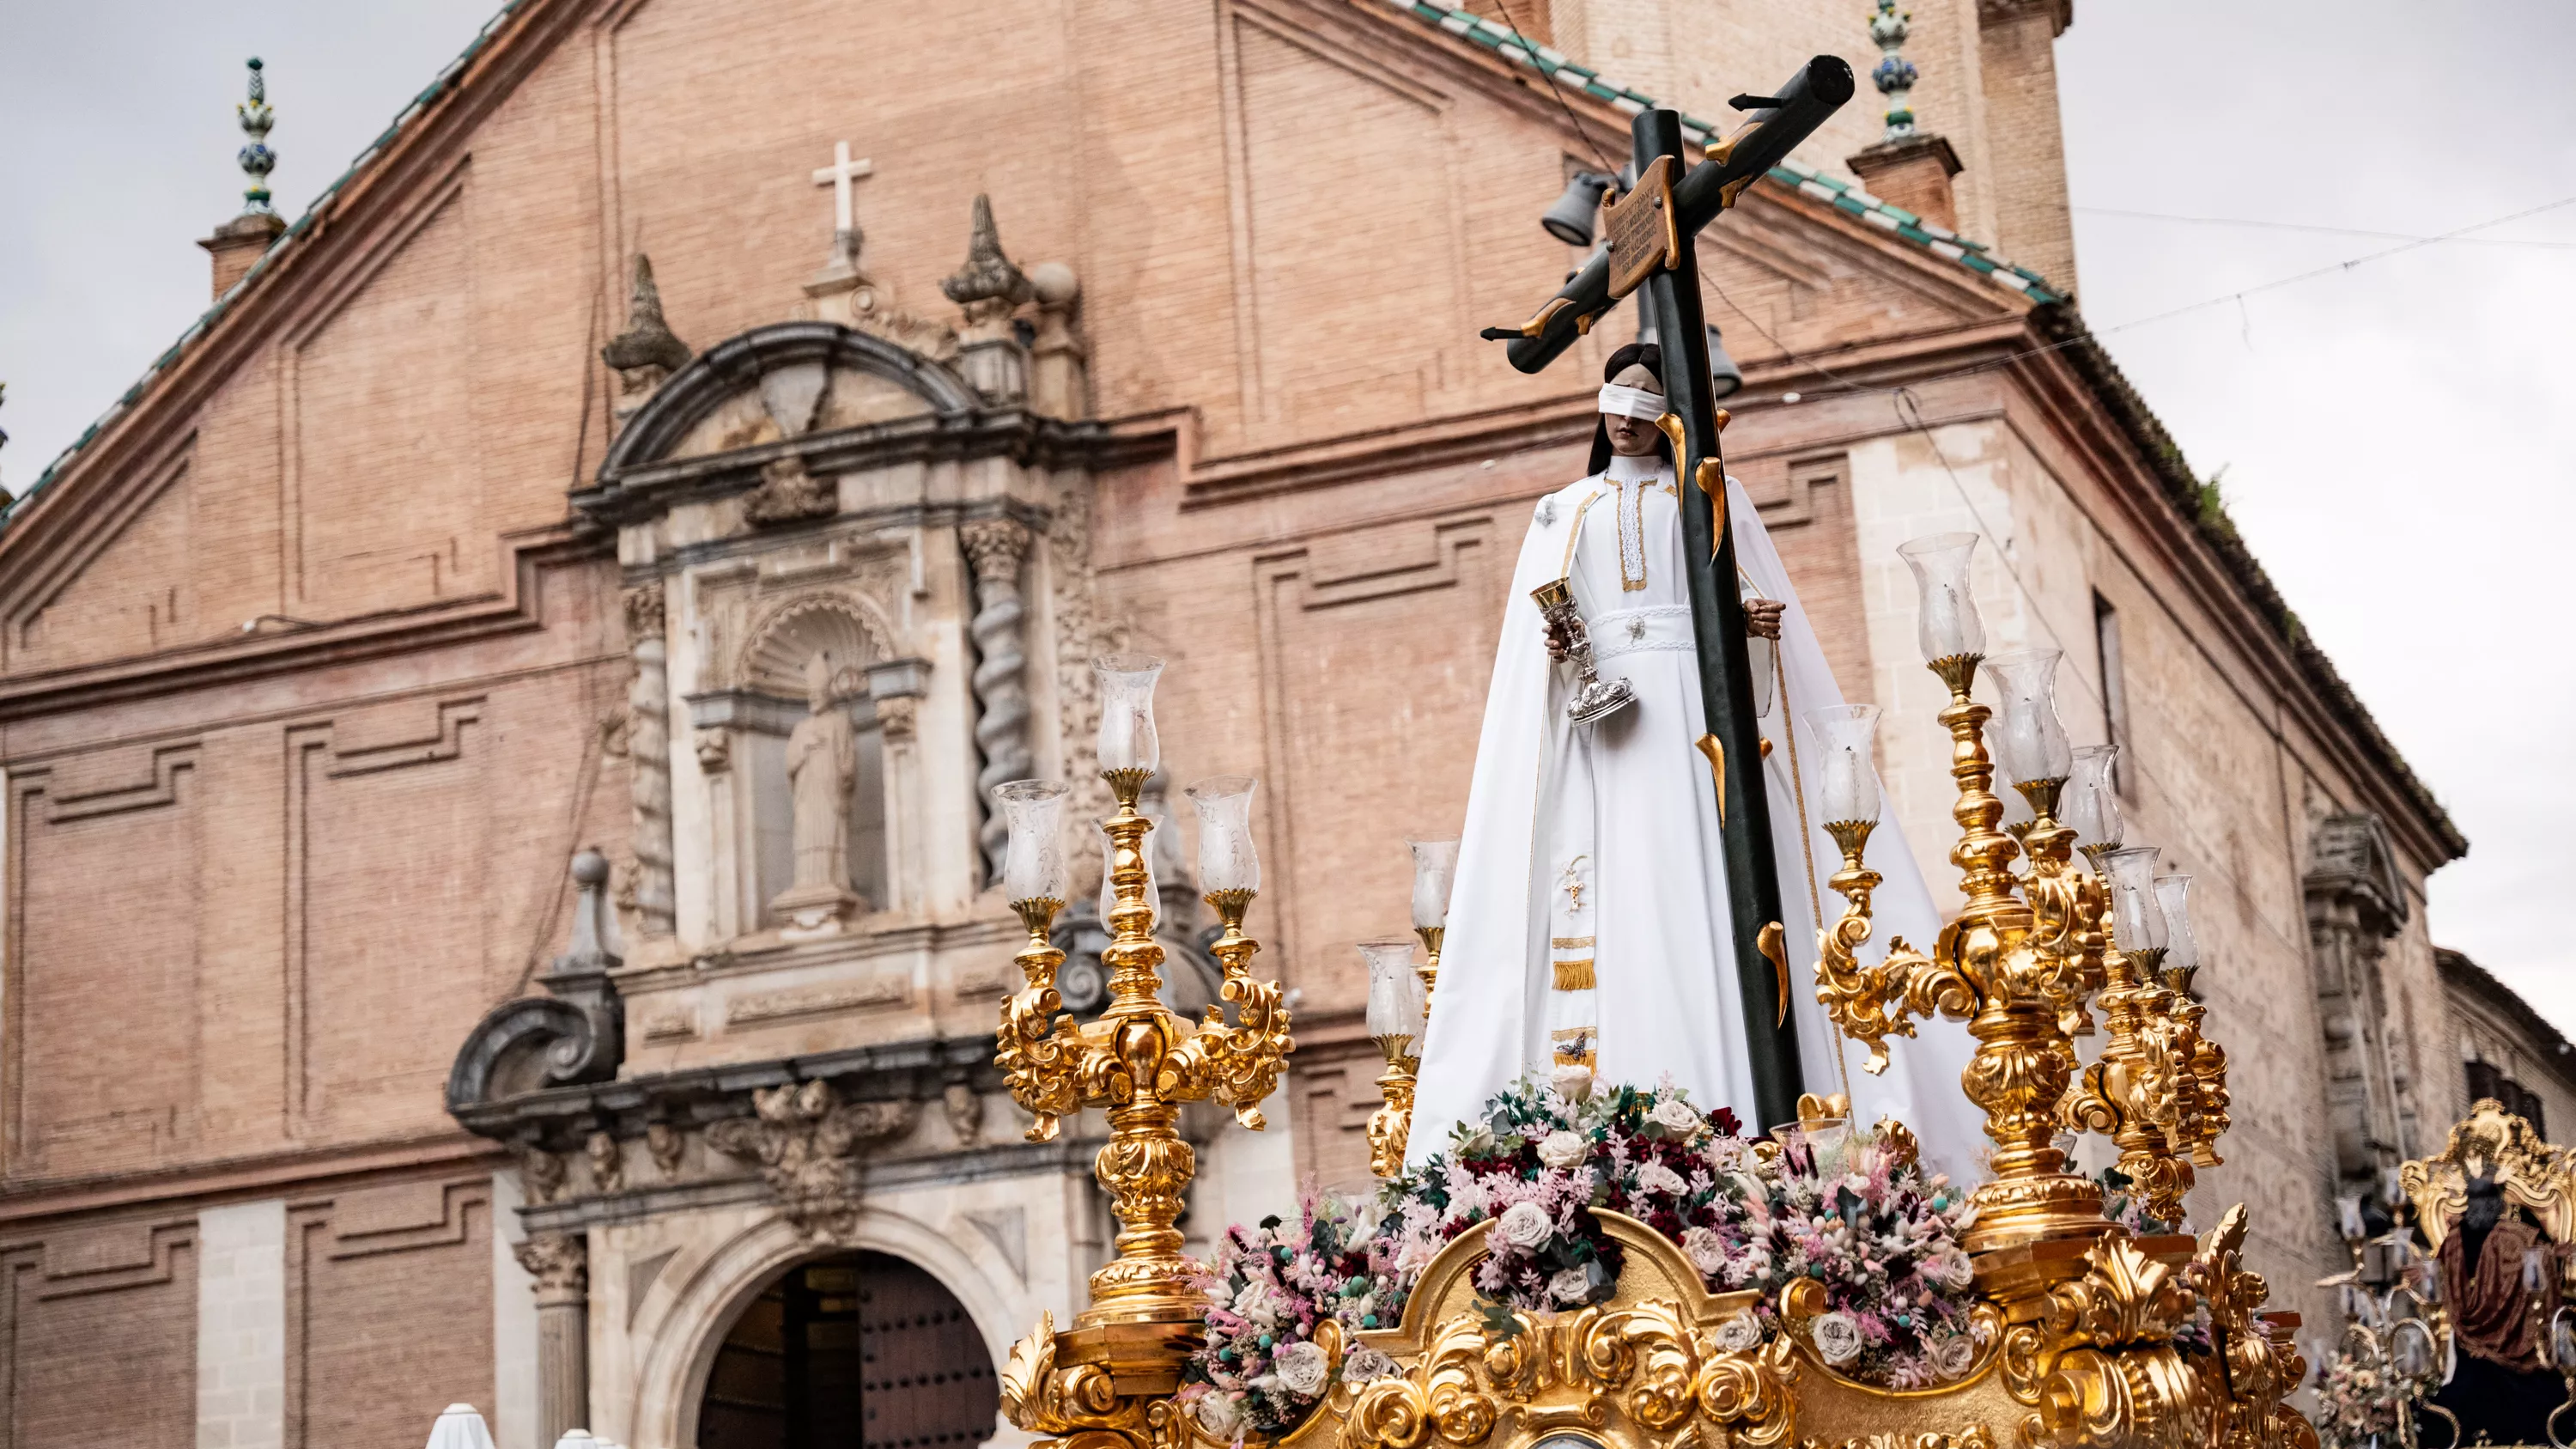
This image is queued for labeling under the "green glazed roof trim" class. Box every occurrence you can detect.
[1382,0,2066,303]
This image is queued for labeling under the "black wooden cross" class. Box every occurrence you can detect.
[1482,58,1855,1133]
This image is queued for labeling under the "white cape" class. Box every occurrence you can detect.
[1410,473,1982,1175]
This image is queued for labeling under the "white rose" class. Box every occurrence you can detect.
[1649,1098,1704,1138]
[1930,1247,1975,1290]
[1194,1391,1244,1438]
[1713,1310,1764,1354]
[1461,1123,1498,1155]
[1394,1237,1438,1275]
[1681,1226,1729,1276]
[1496,1200,1555,1250]
[1552,1064,1595,1102]
[1538,1129,1589,1170]
[1549,1267,1595,1305]
[1341,1346,1400,1383]
[1233,1280,1284,1328]
[1272,1339,1330,1397]
[1810,1310,1864,1366]
[1636,1161,1688,1197]
[1933,1333,1978,1379]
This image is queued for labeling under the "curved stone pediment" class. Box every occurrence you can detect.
[604,321,980,478]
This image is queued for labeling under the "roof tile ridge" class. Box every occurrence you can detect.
[1377,0,2065,303]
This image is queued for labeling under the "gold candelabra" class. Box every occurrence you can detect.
[1362,842,1457,1178]
[1815,538,2233,1299]
[993,665,1293,1406]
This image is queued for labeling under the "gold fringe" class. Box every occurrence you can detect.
[1552,958,1597,991]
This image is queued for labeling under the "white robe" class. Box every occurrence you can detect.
[1410,460,1983,1176]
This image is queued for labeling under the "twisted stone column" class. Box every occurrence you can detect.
[514,1230,589,1445]
[961,521,1033,883]
[624,584,675,937]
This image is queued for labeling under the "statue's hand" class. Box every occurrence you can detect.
[1744,597,1784,641]
[1542,618,1574,661]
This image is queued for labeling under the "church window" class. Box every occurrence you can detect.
[2093,591,2133,797]
[2466,1057,2548,1138]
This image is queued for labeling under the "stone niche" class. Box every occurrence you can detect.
[570,320,1142,1071]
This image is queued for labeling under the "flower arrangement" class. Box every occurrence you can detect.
[1376,1070,1736,1312]
[1183,1075,1991,1440]
[2312,1342,2409,1449]
[1181,1193,1401,1441]
[1739,1118,1984,1387]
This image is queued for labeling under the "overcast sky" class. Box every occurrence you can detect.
[3,3,2567,1024]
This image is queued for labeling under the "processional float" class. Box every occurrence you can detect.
[2316,1099,2576,1448]
[990,56,2312,1449]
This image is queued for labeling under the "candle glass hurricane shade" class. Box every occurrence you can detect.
[1984,648,2073,788]
[1093,654,1164,785]
[1898,533,1985,664]
[1186,776,1260,895]
[1363,937,1425,1042]
[2063,745,2122,856]
[993,780,1073,906]
[1808,704,1883,825]
[1406,838,1460,930]
[2154,874,2197,976]
[2100,846,2168,954]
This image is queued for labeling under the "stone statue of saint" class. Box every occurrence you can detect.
[775,652,861,931]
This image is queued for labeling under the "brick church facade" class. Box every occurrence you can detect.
[0,0,2484,1445]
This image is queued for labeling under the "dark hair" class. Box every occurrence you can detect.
[1587,343,1669,474]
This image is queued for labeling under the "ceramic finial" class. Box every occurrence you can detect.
[1868,3,1918,142]
[237,58,278,214]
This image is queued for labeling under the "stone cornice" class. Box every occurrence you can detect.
[450,1033,1004,1154]
[574,407,1151,530]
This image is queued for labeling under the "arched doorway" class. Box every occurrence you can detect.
[696,1251,999,1449]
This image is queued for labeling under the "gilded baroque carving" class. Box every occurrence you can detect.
[2187,1207,2315,1449]
[703,1079,918,1241]
[2398,1097,2576,1251]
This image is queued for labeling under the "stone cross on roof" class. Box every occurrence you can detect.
[811,140,873,272]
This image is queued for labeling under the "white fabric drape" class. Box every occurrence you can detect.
[1731,477,1985,1179]
[1408,467,1982,1178]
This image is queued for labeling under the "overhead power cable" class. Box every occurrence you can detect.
[2072,204,2576,250]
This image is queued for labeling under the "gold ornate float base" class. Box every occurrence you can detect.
[1001,1202,2314,1449]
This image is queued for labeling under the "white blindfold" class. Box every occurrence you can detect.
[1596,384,1667,421]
